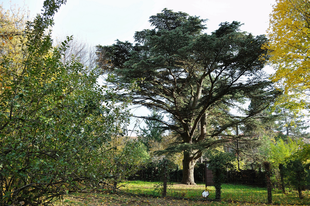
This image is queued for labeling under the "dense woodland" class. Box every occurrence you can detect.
[0,0,310,205]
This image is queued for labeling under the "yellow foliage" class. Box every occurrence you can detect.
[266,0,310,109]
[0,4,64,100]
[0,3,28,94]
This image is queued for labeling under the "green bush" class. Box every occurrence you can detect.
[0,1,131,205]
[207,151,235,200]
[286,159,309,199]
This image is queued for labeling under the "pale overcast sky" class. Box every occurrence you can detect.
[2,0,277,135]
[2,0,276,47]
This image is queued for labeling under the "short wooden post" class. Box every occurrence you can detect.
[204,161,208,190]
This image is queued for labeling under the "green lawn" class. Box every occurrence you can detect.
[121,181,310,205]
[54,181,310,205]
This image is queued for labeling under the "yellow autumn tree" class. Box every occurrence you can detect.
[266,0,310,109]
[0,4,28,94]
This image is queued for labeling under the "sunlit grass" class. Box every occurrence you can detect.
[54,181,310,205]
[121,181,310,205]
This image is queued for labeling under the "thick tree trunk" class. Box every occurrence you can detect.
[181,152,197,185]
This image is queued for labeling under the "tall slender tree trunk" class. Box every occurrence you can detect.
[181,151,197,185]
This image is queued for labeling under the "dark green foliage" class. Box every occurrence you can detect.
[207,151,235,200]
[286,159,308,199]
[226,170,266,187]
[97,8,280,184]
[128,160,180,182]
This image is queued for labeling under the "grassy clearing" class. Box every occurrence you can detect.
[121,181,310,205]
[54,181,310,205]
